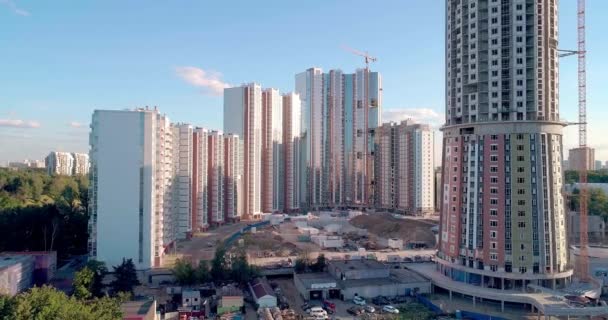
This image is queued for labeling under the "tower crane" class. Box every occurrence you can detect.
[560,0,589,281]
[342,45,377,71]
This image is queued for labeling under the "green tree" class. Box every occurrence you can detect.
[570,187,608,222]
[172,259,196,286]
[195,260,211,284]
[86,260,108,298]
[11,286,124,320]
[211,246,228,282]
[311,254,326,272]
[0,294,16,320]
[110,259,140,296]
[74,267,95,300]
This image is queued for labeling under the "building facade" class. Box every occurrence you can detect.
[192,128,209,231]
[224,84,263,219]
[568,147,595,171]
[208,131,225,225]
[295,68,382,209]
[261,88,284,213]
[438,0,571,290]
[224,133,243,222]
[88,108,174,269]
[282,93,302,212]
[45,152,90,176]
[375,121,435,215]
[173,124,193,239]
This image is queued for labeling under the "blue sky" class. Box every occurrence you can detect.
[1,0,607,164]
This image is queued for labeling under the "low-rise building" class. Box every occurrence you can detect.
[294,259,431,300]
[3,251,57,285]
[120,299,157,320]
[218,284,243,314]
[249,278,277,308]
[0,255,35,295]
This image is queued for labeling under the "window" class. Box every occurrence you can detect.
[491,135,498,141]
[517,177,525,183]
[490,242,497,249]
[517,189,525,195]
[490,155,498,162]
[518,211,525,217]
[517,155,525,161]
[491,177,498,184]
[517,199,526,206]
[517,145,524,151]
[519,266,527,273]
[490,220,498,227]
[518,221,526,228]
[490,144,498,151]
[490,265,498,272]
[516,134,524,140]
[490,198,498,205]
[520,244,526,250]
[490,166,498,173]
[490,187,498,194]
[490,231,497,239]
[490,209,498,216]
[517,167,525,173]
[490,253,498,261]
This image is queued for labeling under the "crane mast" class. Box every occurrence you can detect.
[576,0,589,282]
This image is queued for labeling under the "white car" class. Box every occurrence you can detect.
[309,307,328,319]
[353,296,366,306]
[382,305,399,314]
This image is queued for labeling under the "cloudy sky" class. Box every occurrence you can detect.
[1,1,607,165]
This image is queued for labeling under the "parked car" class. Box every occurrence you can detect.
[353,296,366,306]
[364,305,376,313]
[382,305,399,314]
[309,307,328,319]
[347,306,364,316]
[372,296,390,306]
[392,295,408,303]
[322,300,335,311]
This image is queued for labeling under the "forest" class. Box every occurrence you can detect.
[0,168,89,259]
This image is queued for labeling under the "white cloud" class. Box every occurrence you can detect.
[382,108,444,126]
[0,0,30,16]
[68,121,85,128]
[0,119,40,128]
[175,66,231,96]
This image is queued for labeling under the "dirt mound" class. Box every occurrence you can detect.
[350,213,437,246]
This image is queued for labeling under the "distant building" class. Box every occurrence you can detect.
[434,167,442,212]
[0,255,34,296]
[45,152,89,175]
[249,278,277,308]
[261,88,284,213]
[569,147,595,171]
[595,160,603,171]
[192,128,209,231]
[7,159,45,170]
[224,83,263,219]
[173,124,193,240]
[375,121,434,215]
[282,93,302,212]
[89,108,175,269]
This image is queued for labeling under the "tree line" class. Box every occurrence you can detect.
[565,169,608,184]
[172,246,260,286]
[0,168,89,259]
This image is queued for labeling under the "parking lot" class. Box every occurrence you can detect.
[270,277,425,320]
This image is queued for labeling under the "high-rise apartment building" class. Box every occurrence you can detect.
[438,0,570,290]
[296,68,381,209]
[568,147,594,171]
[192,128,209,231]
[224,133,243,222]
[72,153,90,175]
[261,88,284,213]
[88,108,174,269]
[224,84,263,219]
[45,152,89,176]
[375,121,434,215]
[282,93,302,212]
[207,131,225,225]
[173,124,193,239]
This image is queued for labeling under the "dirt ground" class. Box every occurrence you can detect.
[240,229,301,258]
[350,213,437,247]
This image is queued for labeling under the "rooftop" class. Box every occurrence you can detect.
[0,255,33,270]
[121,300,155,316]
[296,273,338,289]
[328,259,387,271]
[250,278,275,299]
